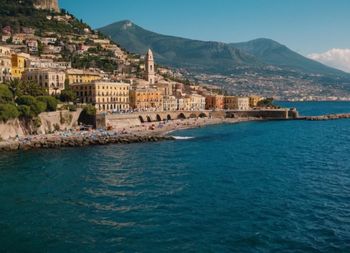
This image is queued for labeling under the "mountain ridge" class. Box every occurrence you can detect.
[99,20,348,77]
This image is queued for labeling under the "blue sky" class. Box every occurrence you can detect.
[59,0,350,56]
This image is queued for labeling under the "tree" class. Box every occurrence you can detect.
[0,104,20,122]
[37,96,58,111]
[20,81,47,97]
[18,105,32,118]
[60,89,76,102]
[79,104,96,125]
[30,101,47,116]
[257,98,275,108]
[16,95,36,106]
[16,95,47,116]
[0,84,13,103]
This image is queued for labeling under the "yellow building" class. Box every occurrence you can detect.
[11,53,30,79]
[66,69,101,84]
[249,95,263,108]
[129,88,163,111]
[70,81,130,112]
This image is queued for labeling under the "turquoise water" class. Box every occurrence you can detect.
[1,102,350,252]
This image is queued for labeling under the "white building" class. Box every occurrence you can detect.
[0,46,12,83]
[22,69,66,95]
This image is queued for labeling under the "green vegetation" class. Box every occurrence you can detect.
[71,54,118,73]
[0,104,20,122]
[257,98,276,108]
[0,84,13,103]
[0,0,91,35]
[7,79,47,98]
[16,95,47,117]
[79,104,96,125]
[0,80,61,121]
[59,89,76,103]
[37,96,58,111]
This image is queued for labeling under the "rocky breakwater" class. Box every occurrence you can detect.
[0,131,175,152]
[301,113,350,121]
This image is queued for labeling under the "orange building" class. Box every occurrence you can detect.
[129,88,163,111]
[205,94,225,110]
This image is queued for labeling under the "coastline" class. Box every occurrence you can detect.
[0,117,259,152]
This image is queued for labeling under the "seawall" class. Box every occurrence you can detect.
[96,109,297,130]
[299,113,350,121]
[0,133,175,152]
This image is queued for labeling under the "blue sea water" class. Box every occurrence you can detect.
[1,102,350,253]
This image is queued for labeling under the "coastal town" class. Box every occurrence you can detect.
[0,27,264,114]
[0,0,300,150]
[0,3,269,116]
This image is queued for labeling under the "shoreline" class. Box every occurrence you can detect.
[0,117,259,152]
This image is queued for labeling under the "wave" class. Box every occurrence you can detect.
[172,136,194,140]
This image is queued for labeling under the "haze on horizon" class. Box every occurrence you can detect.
[59,0,350,73]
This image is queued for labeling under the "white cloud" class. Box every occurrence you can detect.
[308,48,350,73]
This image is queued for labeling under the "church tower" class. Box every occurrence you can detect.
[145,49,155,84]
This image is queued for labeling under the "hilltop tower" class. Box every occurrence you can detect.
[33,0,60,13]
[145,49,155,85]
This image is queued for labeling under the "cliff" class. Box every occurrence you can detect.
[0,109,82,140]
[33,0,60,12]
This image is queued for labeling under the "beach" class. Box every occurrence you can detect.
[0,117,257,152]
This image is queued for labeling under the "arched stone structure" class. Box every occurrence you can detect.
[177,113,186,119]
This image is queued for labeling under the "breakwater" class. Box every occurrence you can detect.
[0,132,174,152]
[299,113,350,121]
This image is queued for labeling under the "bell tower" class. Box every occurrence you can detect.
[145,49,155,84]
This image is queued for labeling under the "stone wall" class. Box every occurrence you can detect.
[96,111,211,129]
[226,109,298,119]
[37,109,82,134]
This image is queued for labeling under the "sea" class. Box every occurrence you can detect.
[0,102,350,253]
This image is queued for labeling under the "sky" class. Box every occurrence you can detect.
[59,0,350,72]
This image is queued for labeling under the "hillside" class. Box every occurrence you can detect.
[99,20,348,77]
[232,38,343,76]
[0,0,90,35]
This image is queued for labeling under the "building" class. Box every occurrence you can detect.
[0,46,12,83]
[129,88,163,111]
[205,94,225,110]
[145,49,155,85]
[156,82,173,96]
[11,53,30,79]
[249,95,263,108]
[71,81,130,112]
[66,69,101,84]
[186,94,206,111]
[22,69,65,95]
[225,96,250,110]
[163,95,178,111]
[26,57,71,70]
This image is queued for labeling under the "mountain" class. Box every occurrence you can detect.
[99,20,348,77]
[232,38,342,75]
[99,20,261,73]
